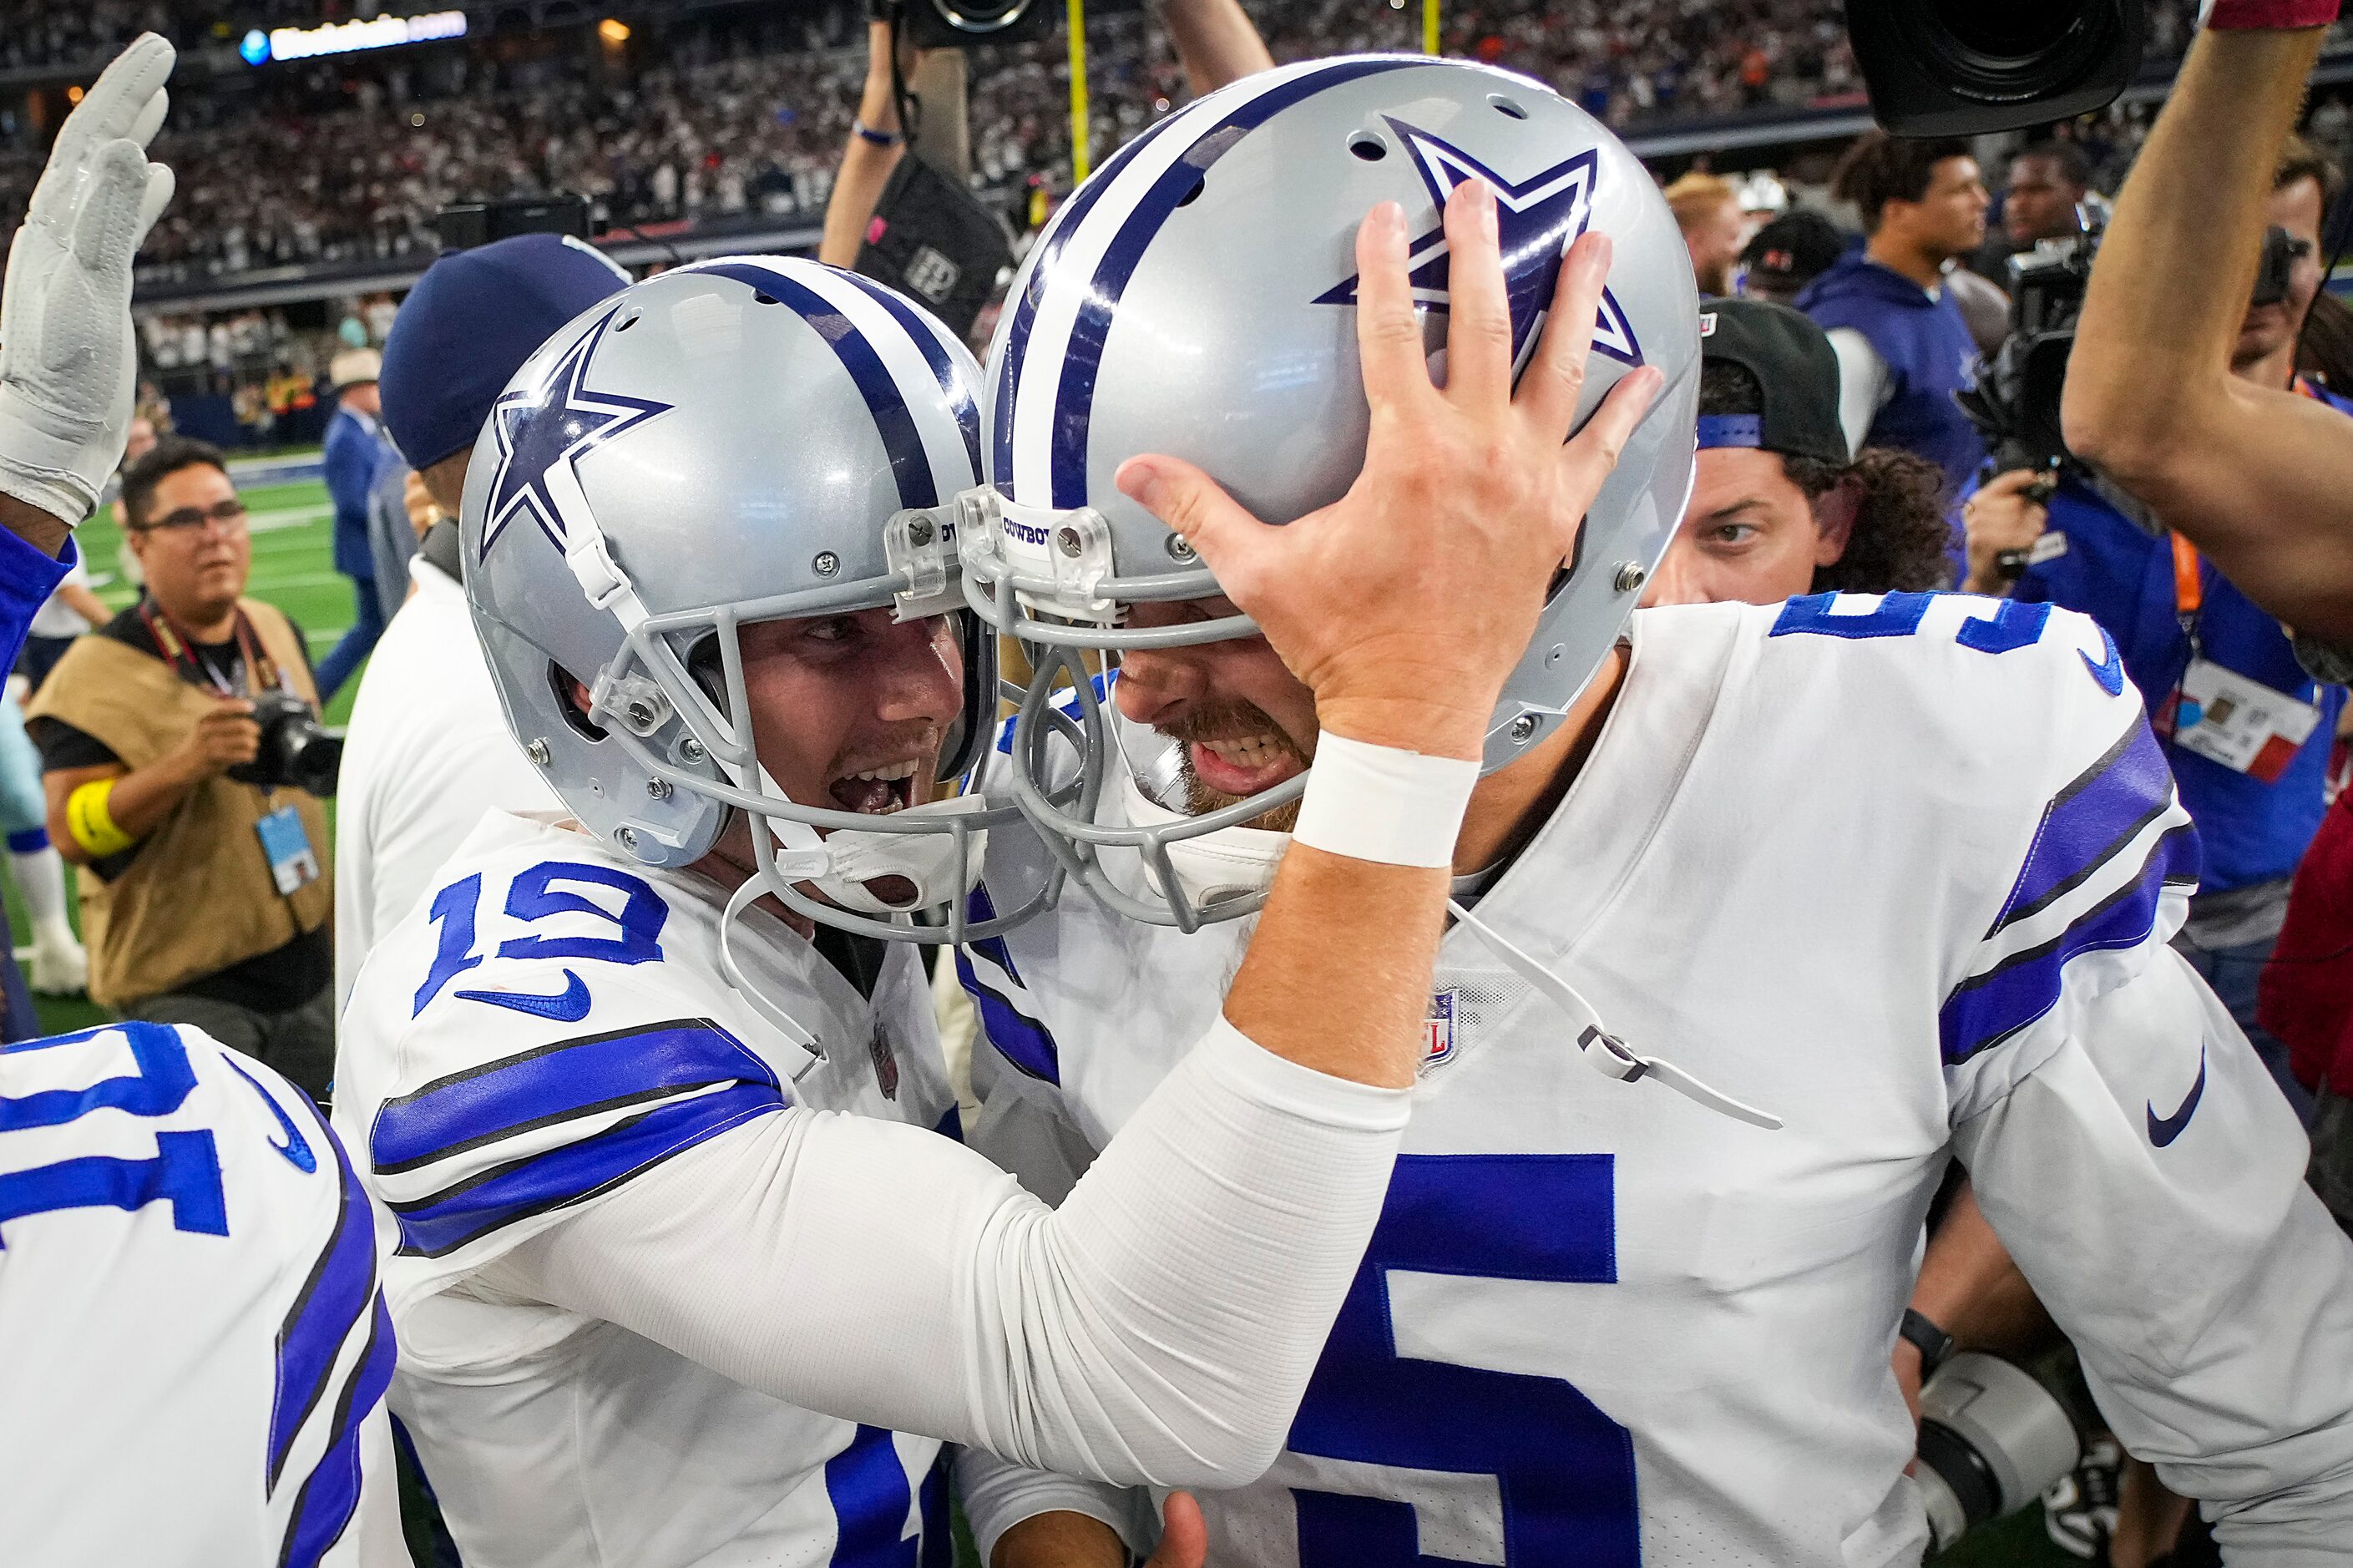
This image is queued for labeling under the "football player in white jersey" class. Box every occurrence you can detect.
[332,142,1666,1565]
[949,59,2353,1567]
[0,1019,409,1565]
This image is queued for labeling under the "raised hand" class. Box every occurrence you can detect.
[0,33,177,526]
[1116,177,1664,761]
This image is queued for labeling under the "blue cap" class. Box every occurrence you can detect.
[380,233,632,470]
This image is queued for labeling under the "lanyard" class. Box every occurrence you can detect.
[2169,532,2204,621]
[138,599,274,698]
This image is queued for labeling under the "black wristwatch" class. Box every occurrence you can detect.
[1900,1308,1957,1381]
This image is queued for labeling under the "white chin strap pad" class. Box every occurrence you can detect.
[1117,768,1290,909]
[762,794,989,916]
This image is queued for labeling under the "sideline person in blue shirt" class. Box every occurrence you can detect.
[311,348,399,700]
[1797,133,1989,572]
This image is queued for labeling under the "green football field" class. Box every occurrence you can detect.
[2,472,2082,1568]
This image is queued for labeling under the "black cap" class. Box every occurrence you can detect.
[1739,209,1845,296]
[1697,298,1851,465]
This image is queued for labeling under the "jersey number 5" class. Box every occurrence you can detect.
[1287,1154,1638,1565]
[0,1024,229,1241]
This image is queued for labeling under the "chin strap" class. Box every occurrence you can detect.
[716,874,826,1081]
[1447,898,1784,1131]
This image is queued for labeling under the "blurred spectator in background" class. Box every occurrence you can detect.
[0,686,88,996]
[1645,298,1951,606]
[336,233,626,1012]
[1971,141,2094,284]
[1666,170,1748,296]
[1964,132,2350,1118]
[1737,208,1844,306]
[313,348,398,700]
[1798,133,1990,528]
[26,439,335,1101]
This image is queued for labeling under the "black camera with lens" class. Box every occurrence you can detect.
[1959,217,2312,477]
[228,690,344,797]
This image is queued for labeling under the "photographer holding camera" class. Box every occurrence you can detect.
[24,438,337,1102]
[1962,133,2349,1120]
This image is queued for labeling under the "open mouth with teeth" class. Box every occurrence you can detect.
[1187,731,1306,803]
[828,756,923,817]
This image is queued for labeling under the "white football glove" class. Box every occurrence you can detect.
[0,33,175,526]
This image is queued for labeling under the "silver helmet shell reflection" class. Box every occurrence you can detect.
[463,257,1048,978]
[961,54,1703,929]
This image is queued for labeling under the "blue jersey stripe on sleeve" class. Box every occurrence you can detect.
[371,1017,769,1176]
[1941,823,2199,1065]
[269,1097,381,1495]
[277,1296,397,1568]
[387,1076,784,1257]
[1987,721,2183,938]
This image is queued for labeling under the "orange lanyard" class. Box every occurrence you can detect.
[2169,533,2204,620]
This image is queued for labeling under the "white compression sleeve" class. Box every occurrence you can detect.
[1824,326,1891,459]
[482,1015,1409,1489]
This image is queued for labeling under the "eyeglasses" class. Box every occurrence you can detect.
[135,498,249,535]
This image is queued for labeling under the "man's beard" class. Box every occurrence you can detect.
[1158,697,1310,832]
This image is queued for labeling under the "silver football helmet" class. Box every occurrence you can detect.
[463,258,1053,1044]
[960,55,1703,930]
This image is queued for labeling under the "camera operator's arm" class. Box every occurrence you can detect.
[42,697,259,865]
[818,21,915,268]
[2061,22,2353,645]
[1158,0,1273,95]
[1960,469,2050,595]
[1896,1181,2053,1424]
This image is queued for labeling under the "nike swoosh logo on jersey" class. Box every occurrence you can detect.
[455,969,593,1024]
[2079,630,2126,697]
[224,1055,318,1174]
[2146,1046,2208,1148]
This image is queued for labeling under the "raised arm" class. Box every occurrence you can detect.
[0,35,175,667]
[2060,21,2353,645]
[1158,0,1274,95]
[818,22,913,268]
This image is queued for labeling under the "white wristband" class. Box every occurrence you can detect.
[1290,731,1480,868]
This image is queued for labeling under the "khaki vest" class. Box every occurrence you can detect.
[27,599,333,1009]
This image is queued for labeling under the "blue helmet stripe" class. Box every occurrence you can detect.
[691,260,939,509]
[990,122,1168,492]
[1045,55,1422,509]
[837,270,984,483]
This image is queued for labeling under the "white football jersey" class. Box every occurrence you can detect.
[335,811,959,1568]
[0,1021,407,1567]
[960,595,2353,1566]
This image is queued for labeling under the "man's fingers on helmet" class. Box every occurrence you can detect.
[1352,202,1434,414]
[1116,454,1264,567]
[1521,232,1613,440]
[1440,180,1515,412]
[1561,365,1664,486]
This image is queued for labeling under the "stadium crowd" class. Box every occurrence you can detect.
[5,3,2353,1568]
[6,0,2325,286]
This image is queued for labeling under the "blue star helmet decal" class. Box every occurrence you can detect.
[1315,119,1642,372]
[480,307,674,561]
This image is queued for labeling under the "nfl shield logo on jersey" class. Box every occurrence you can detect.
[1421,989,1459,1075]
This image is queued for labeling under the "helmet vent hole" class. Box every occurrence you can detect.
[1490,94,1528,119]
[1348,132,1387,162]
[752,291,780,306]
[1176,174,1206,207]
[613,309,641,332]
